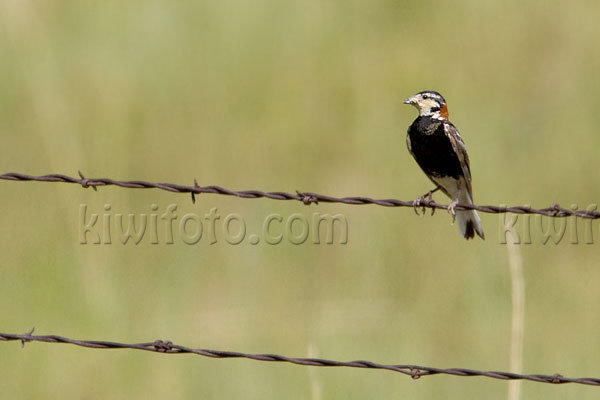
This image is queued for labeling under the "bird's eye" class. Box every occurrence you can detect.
[422,94,429,99]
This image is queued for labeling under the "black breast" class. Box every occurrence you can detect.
[407,116,463,178]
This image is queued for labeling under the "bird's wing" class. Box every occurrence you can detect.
[443,121,473,196]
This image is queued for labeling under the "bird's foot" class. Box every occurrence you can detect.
[447,199,458,223]
[425,190,436,216]
[412,188,438,216]
[412,196,425,215]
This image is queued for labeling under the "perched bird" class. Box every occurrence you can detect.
[404,90,484,240]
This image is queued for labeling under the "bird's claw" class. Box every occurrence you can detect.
[412,190,436,216]
[448,200,458,223]
[412,197,424,215]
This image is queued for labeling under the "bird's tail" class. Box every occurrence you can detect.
[456,191,484,240]
[457,209,484,239]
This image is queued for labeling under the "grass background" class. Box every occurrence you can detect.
[1,1,600,398]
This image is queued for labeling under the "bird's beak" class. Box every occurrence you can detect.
[403,96,416,105]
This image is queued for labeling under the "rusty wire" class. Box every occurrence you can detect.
[1,329,599,386]
[1,172,598,219]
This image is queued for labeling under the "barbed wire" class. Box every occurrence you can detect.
[1,329,599,386]
[1,171,598,219]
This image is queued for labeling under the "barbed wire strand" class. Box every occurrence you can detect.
[1,172,598,219]
[1,329,599,386]
[1,174,598,386]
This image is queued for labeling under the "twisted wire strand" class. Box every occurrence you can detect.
[1,173,599,386]
[1,330,599,386]
[1,172,598,219]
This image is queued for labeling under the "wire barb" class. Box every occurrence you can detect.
[77,171,97,191]
[191,179,200,204]
[20,327,35,348]
[296,190,318,205]
[1,331,599,386]
[410,367,422,379]
[153,340,173,352]
[1,172,599,219]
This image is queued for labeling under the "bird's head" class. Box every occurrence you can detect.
[403,90,448,119]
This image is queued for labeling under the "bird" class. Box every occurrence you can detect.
[404,90,484,240]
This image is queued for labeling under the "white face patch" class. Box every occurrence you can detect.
[407,95,444,118]
[418,98,441,110]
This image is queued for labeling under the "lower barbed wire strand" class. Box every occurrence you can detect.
[1,331,600,386]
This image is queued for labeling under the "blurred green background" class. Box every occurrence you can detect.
[1,0,600,398]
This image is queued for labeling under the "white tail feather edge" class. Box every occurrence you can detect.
[457,185,484,240]
[457,209,484,239]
